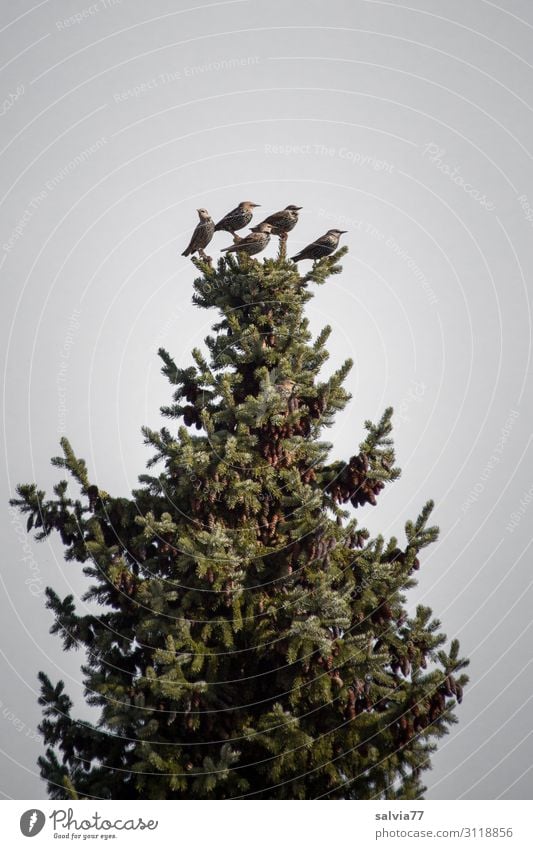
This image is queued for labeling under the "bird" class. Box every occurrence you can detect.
[181,208,215,259]
[259,204,302,238]
[221,222,272,255]
[291,229,347,262]
[214,201,261,234]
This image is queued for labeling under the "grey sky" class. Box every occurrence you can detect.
[1,0,532,799]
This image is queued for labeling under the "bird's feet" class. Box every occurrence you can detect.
[199,250,212,264]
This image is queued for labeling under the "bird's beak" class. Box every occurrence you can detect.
[252,203,261,207]
[294,206,303,211]
[339,230,348,234]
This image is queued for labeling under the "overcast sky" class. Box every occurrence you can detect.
[1,0,533,800]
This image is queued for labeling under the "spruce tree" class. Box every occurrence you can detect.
[11,242,468,800]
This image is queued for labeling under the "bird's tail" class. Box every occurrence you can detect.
[181,248,191,257]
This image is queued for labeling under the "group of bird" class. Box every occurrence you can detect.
[181,201,347,264]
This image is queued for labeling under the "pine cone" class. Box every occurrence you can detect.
[330,672,343,688]
[346,688,357,720]
[387,547,405,565]
[87,485,99,511]
[183,406,195,426]
[400,656,411,677]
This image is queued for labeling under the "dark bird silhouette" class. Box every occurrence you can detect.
[181,208,215,259]
[291,229,347,262]
[259,204,302,238]
[221,222,272,255]
[214,201,261,234]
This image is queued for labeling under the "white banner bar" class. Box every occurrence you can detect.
[2,799,531,848]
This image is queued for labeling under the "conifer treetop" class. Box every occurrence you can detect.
[11,245,468,800]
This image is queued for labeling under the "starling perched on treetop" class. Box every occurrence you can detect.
[181,208,215,260]
[259,204,302,238]
[221,222,272,256]
[291,228,347,262]
[214,201,261,234]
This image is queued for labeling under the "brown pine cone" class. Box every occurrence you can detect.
[87,485,99,511]
[387,547,405,565]
[400,656,411,677]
